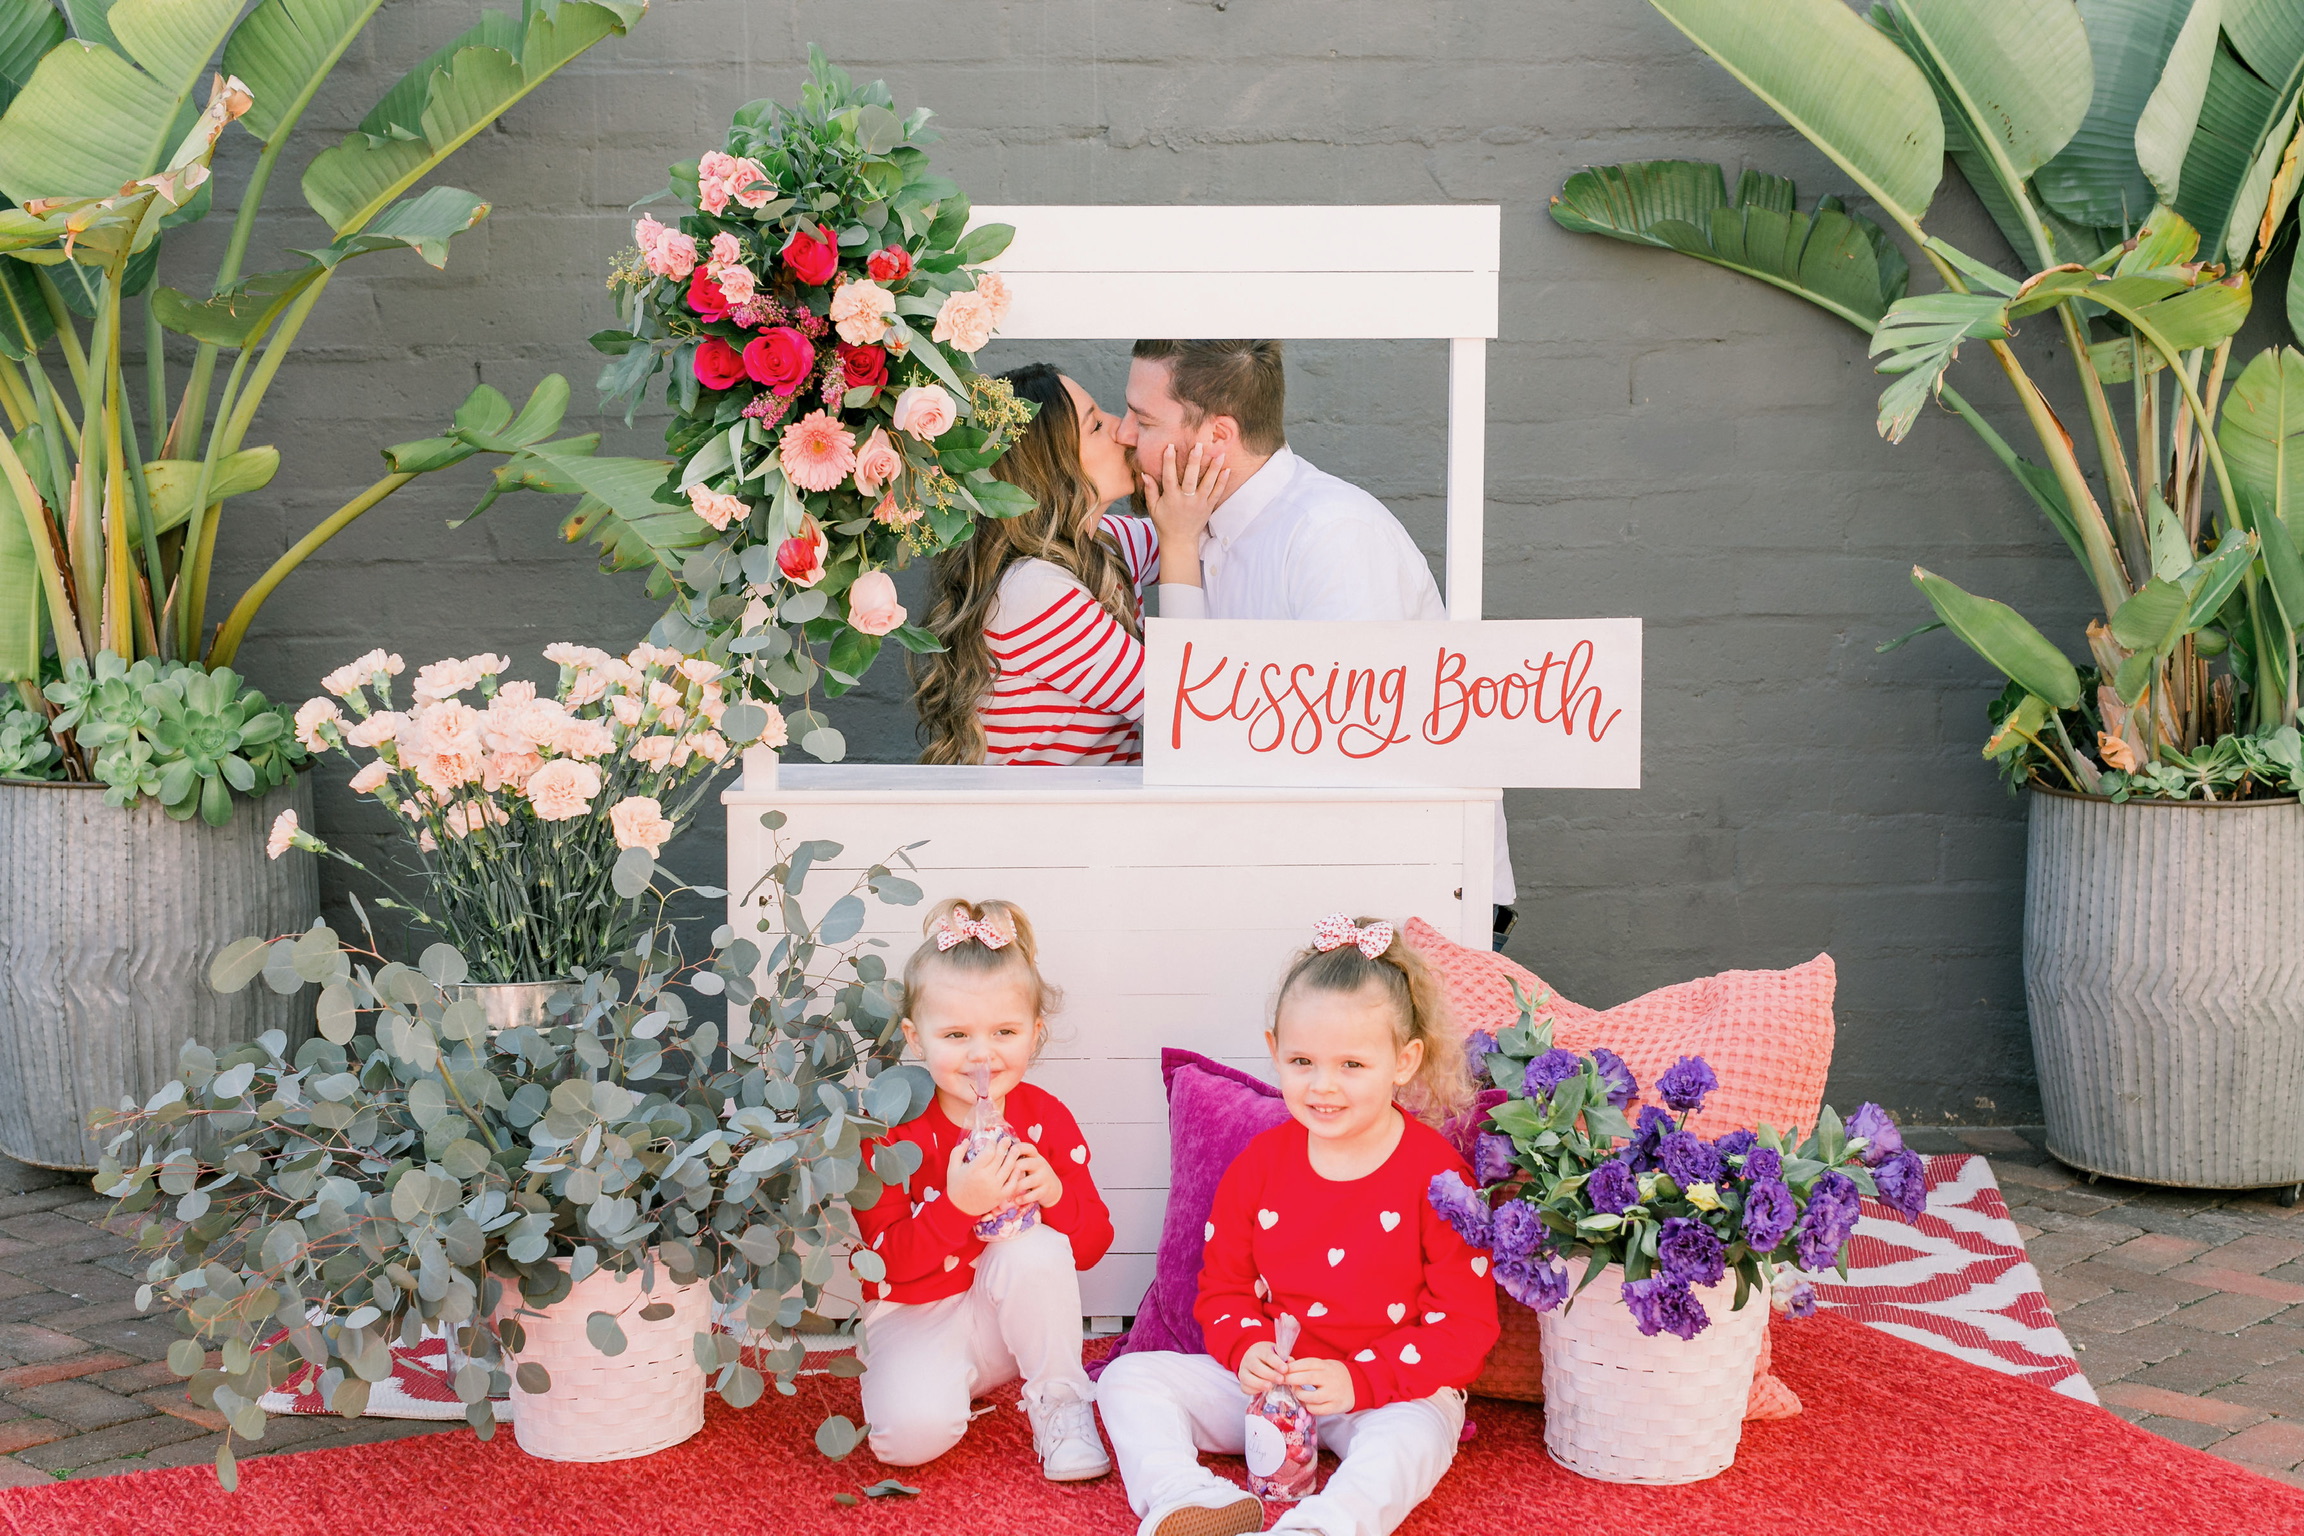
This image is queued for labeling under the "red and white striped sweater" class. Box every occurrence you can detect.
[980,513,1159,765]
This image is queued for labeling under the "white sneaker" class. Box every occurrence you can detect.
[1143,1489,1263,1536]
[1026,1385,1111,1481]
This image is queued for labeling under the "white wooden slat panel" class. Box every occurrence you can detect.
[984,272,1496,341]
[972,206,1499,276]
[1445,336,1487,619]
[1083,1251,1156,1317]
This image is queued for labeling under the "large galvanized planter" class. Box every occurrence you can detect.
[2025,787,2304,1189]
[0,775,319,1169]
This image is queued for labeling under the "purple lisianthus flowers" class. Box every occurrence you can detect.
[1522,1048,1583,1103]
[1626,1105,1674,1173]
[1428,1171,1493,1248]
[1473,1132,1517,1188]
[1655,1055,1719,1116]
[1590,1047,1638,1110]
[1780,1278,1818,1319]
[1873,1147,1928,1221]
[1713,1129,1758,1162]
[1622,1276,1710,1340]
[1464,1028,1499,1083]
[1740,1178,1796,1251]
[1793,1170,1863,1270]
[1498,1252,1571,1312]
[1585,1156,1639,1215]
[1491,1198,1546,1264]
[1742,1147,1782,1183]
[1656,1216,1726,1288]
[1845,1102,1905,1166]
[1659,1130,1723,1190]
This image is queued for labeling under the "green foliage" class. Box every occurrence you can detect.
[0,684,57,777]
[41,652,304,822]
[95,826,931,1480]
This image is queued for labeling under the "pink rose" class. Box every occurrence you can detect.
[891,383,957,442]
[697,151,772,215]
[847,570,906,637]
[694,337,747,391]
[777,516,829,587]
[852,426,905,497]
[634,216,697,280]
[744,327,814,395]
[713,262,757,307]
[829,279,894,345]
[687,267,732,321]
[781,223,839,286]
[710,232,743,266]
[609,795,677,855]
[930,288,996,353]
[688,484,747,531]
[524,758,602,822]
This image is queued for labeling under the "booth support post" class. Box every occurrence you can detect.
[1445,336,1486,622]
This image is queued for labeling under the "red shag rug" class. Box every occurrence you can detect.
[2,1314,2295,1536]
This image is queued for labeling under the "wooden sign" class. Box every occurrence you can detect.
[1142,618,1642,788]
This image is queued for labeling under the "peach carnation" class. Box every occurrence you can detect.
[611,695,644,727]
[974,270,1012,325]
[524,758,602,821]
[891,383,956,442]
[689,730,729,763]
[266,809,298,860]
[688,484,747,531]
[348,760,391,794]
[320,649,403,699]
[631,734,680,769]
[779,411,858,493]
[544,642,612,670]
[412,657,481,703]
[609,795,677,855]
[443,798,510,840]
[547,717,615,759]
[931,288,996,353]
[852,427,904,496]
[757,702,789,750]
[294,697,342,752]
[829,279,895,345]
[346,711,405,750]
[678,657,722,686]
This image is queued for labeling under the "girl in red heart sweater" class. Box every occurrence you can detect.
[1098,916,1501,1536]
[853,899,1115,1481]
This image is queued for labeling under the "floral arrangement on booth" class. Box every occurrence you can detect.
[91,820,935,1487]
[1429,988,1924,1341]
[559,49,1035,763]
[278,644,773,984]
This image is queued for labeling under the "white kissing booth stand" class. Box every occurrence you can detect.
[728,207,1639,1320]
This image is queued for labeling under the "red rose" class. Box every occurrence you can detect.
[687,267,731,321]
[780,223,839,287]
[693,337,747,391]
[776,517,828,587]
[865,245,913,283]
[837,342,888,391]
[744,327,815,396]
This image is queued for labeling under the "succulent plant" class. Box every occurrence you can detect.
[42,654,304,823]
[0,691,58,778]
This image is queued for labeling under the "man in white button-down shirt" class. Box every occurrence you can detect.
[1115,339,1517,948]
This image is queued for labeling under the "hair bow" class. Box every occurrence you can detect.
[1311,913,1393,959]
[935,914,1011,952]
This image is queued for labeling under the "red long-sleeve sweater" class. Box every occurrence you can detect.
[854,1081,1115,1305]
[1195,1111,1501,1410]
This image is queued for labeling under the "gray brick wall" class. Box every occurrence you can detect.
[193,0,2188,1123]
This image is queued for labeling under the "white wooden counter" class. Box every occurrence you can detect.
[724,763,1499,1318]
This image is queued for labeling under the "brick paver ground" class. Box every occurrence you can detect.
[1,1132,2300,1488]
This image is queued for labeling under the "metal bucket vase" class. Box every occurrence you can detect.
[0,775,319,1169]
[2025,789,2304,1189]
[1536,1264,1768,1484]
[497,1259,711,1461]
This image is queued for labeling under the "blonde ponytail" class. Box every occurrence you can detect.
[1275,919,1466,1122]
[900,898,1063,1033]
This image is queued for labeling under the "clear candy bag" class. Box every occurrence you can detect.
[1245,1312,1320,1502]
[961,1063,1040,1243]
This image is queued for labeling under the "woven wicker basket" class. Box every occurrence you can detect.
[1537,1264,1768,1484]
[498,1259,711,1462]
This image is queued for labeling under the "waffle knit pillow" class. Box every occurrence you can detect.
[1402,918,1837,1140]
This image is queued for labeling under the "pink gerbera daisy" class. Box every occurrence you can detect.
[779,411,858,492]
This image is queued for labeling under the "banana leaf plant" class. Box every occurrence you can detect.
[0,0,644,792]
[1555,0,2304,801]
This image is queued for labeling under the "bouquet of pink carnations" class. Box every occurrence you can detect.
[275,644,772,982]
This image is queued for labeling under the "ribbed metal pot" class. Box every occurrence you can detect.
[2025,787,2304,1189]
[0,775,319,1169]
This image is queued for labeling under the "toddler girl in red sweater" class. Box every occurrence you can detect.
[853,899,1115,1480]
[1098,915,1500,1536]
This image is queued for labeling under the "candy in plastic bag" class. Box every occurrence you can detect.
[960,1063,1041,1243]
[1246,1311,1319,1502]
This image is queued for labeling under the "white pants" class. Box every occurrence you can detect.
[1096,1349,1464,1536]
[856,1224,1093,1466]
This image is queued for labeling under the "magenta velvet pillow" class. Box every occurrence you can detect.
[1093,1048,1292,1375]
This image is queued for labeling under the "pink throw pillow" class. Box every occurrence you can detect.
[1403,918,1837,1140]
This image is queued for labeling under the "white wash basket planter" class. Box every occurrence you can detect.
[729,205,1503,1319]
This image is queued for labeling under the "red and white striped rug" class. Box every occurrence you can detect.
[263,1151,2091,1419]
[1809,1152,2094,1402]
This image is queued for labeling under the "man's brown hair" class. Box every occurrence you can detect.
[1132,339,1286,454]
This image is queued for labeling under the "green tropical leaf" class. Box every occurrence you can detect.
[1549,160,1909,329]
[0,0,242,203]
[225,0,391,143]
[2136,0,2225,207]
[1646,0,1944,237]
[1868,291,2012,442]
[2036,0,2196,230]
[2171,4,2304,266]
[0,439,39,681]
[2111,576,2191,654]
[142,448,279,535]
[1910,565,2084,707]
[2216,345,2304,524]
[301,1,641,236]
[0,0,65,118]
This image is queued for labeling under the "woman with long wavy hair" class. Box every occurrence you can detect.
[914,364,1226,765]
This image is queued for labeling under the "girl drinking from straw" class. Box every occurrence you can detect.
[854,899,1115,1481]
[1097,915,1500,1536]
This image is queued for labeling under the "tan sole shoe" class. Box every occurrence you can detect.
[1152,1495,1263,1536]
